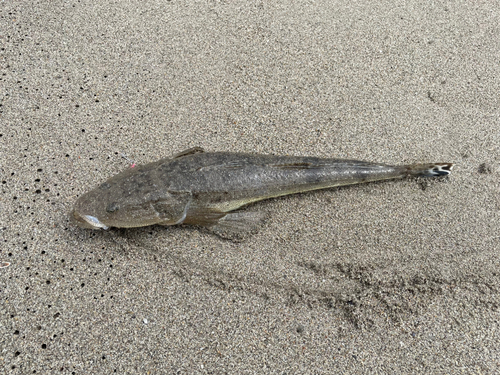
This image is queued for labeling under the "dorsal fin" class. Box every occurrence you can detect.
[172,147,205,159]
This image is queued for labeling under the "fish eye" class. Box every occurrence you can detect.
[106,202,120,213]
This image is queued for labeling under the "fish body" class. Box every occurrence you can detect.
[71,148,453,233]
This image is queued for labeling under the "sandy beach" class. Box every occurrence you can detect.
[1,0,499,373]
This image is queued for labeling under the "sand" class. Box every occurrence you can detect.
[1,0,499,373]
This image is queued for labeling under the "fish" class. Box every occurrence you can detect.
[71,147,453,237]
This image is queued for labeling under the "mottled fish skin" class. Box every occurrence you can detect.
[71,148,453,231]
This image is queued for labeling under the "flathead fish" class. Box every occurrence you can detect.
[71,148,453,235]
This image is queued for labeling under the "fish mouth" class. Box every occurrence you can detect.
[71,209,109,230]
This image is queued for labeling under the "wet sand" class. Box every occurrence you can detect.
[1,1,499,373]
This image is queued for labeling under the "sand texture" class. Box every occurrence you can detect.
[1,1,499,373]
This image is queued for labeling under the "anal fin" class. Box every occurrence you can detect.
[208,211,269,241]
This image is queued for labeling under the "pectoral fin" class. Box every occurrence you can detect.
[153,191,192,225]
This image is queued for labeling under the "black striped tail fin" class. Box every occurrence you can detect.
[405,163,454,177]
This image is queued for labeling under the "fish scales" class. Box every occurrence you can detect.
[169,153,394,205]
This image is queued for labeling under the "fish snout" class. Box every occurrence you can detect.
[70,209,109,230]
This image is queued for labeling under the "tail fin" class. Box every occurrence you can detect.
[405,163,454,177]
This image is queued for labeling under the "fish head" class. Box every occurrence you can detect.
[71,167,191,229]
[70,174,163,229]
